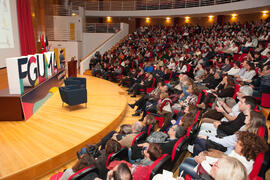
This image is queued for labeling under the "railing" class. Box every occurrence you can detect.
[84,23,120,33]
[80,23,129,74]
[70,0,245,11]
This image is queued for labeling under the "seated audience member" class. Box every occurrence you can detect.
[132,123,187,159]
[131,72,154,98]
[113,121,144,147]
[197,75,235,110]
[118,69,137,87]
[223,42,238,55]
[179,157,248,180]
[172,83,200,112]
[174,74,192,101]
[251,65,270,97]
[62,139,121,180]
[193,63,205,81]
[130,143,162,180]
[96,124,132,150]
[160,105,198,132]
[261,42,270,56]
[194,96,258,155]
[60,152,93,180]
[180,131,268,178]
[140,91,172,122]
[163,68,172,82]
[236,61,256,84]
[201,69,222,90]
[202,96,257,137]
[129,81,167,116]
[234,60,247,79]
[219,57,231,74]
[127,68,145,91]
[100,163,132,180]
[201,85,253,123]
[225,61,241,76]
[195,109,266,157]
[144,62,154,73]
[92,62,103,77]
[140,114,156,133]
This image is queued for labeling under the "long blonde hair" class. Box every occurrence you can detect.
[215,157,248,180]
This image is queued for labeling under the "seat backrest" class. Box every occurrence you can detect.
[248,127,270,179]
[261,93,270,108]
[171,135,187,162]
[233,84,240,99]
[64,79,81,88]
[151,78,156,88]
[59,87,68,102]
[106,147,129,167]
[132,132,145,146]
[68,165,97,180]
[249,152,265,180]
[187,64,191,72]
[50,172,64,180]
[257,126,268,142]
[147,124,154,136]
[186,111,201,137]
[196,93,201,105]
[146,154,171,180]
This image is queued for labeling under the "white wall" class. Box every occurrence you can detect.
[84,0,270,17]
[53,16,83,41]
[80,23,129,74]
[82,33,114,58]
[0,0,21,68]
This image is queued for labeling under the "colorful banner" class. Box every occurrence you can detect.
[6,51,58,94]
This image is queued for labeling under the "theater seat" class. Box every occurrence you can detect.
[248,126,269,179]
[69,165,98,180]
[105,147,129,168]
[132,132,146,146]
[146,154,171,180]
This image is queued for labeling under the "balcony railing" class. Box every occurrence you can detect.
[71,0,245,11]
[84,23,120,33]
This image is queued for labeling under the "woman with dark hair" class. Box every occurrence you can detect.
[226,61,241,76]
[95,124,132,150]
[172,83,200,112]
[75,139,122,179]
[60,152,92,180]
[197,75,235,109]
[194,63,205,81]
[131,143,163,180]
[237,61,256,84]
[163,105,198,132]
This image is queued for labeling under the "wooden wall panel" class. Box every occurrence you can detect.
[0,68,8,90]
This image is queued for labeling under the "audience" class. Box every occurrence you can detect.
[55,19,270,179]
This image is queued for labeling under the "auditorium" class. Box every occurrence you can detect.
[0,0,270,179]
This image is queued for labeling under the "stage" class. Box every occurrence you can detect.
[0,76,127,180]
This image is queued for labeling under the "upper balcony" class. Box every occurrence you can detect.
[69,0,270,17]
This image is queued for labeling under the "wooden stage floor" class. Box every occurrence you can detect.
[0,76,127,180]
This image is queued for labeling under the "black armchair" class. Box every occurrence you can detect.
[64,77,86,88]
[59,86,87,110]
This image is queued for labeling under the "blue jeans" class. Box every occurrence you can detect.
[128,148,142,164]
[179,157,199,178]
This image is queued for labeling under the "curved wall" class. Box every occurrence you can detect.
[85,0,270,17]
